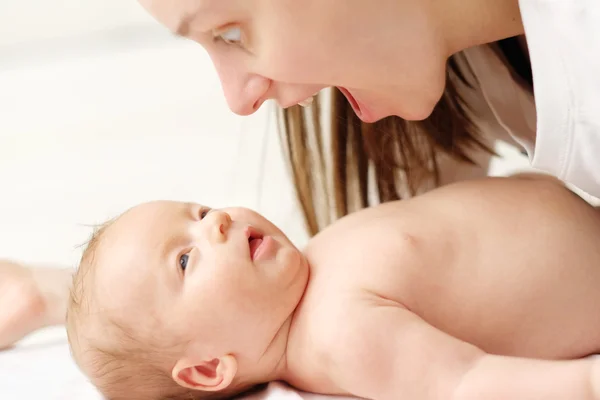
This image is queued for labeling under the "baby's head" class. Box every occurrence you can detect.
[66,201,309,399]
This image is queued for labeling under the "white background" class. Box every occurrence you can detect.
[0,3,308,269]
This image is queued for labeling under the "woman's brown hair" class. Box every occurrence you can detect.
[278,52,495,236]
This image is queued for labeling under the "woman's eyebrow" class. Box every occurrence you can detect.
[173,1,215,37]
[172,2,227,38]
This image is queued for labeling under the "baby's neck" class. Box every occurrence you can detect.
[261,316,294,381]
[258,264,312,384]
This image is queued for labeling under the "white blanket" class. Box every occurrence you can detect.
[0,327,358,400]
[239,382,357,400]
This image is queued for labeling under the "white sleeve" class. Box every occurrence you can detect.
[520,0,600,197]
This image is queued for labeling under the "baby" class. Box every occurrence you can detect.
[67,174,600,400]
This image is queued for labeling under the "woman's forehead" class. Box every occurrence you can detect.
[138,0,245,34]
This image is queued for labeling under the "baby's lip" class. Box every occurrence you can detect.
[244,226,264,259]
[244,226,263,240]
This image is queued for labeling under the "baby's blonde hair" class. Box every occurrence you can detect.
[66,221,226,400]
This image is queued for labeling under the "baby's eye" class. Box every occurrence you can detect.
[179,253,189,272]
[200,208,210,219]
[214,26,242,45]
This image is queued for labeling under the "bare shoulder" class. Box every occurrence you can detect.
[303,201,426,307]
[315,296,480,400]
[415,173,596,225]
[301,173,600,359]
[427,172,570,202]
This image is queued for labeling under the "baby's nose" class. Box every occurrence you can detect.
[208,210,232,243]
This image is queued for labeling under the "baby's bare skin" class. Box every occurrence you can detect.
[284,175,600,398]
[64,174,600,400]
[0,261,71,349]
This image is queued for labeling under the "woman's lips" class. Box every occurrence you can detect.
[338,87,361,116]
[337,87,376,123]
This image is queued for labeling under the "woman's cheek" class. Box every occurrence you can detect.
[256,43,320,83]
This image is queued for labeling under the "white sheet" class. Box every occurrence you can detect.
[240,382,357,400]
[0,327,357,400]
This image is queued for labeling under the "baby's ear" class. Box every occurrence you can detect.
[172,355,237,392]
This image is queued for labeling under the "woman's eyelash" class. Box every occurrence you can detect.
[212,27,243,46]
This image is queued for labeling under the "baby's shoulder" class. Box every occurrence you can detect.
[303,206,429,305]
[305,203,422,264]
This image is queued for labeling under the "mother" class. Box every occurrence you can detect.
[1,0,599,348]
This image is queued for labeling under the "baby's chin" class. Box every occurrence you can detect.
[279,246,310,290]
[274,236,305,264]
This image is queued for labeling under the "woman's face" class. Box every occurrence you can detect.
[138,0,448,122]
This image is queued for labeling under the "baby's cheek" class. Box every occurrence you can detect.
[207,262,250,298]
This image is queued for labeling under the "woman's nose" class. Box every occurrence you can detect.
[220,72,271,116]
[206,210,232,243]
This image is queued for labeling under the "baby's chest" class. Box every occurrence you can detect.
[287,298,356,394]
[309,235,428,309]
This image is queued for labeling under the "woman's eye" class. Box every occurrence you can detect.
[215,26,242,45]
[179,253,189,272]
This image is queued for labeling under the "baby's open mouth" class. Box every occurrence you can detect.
[246,227,264,261]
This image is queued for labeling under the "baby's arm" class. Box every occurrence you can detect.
[333,304,598,400]
[0,260,71,349]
